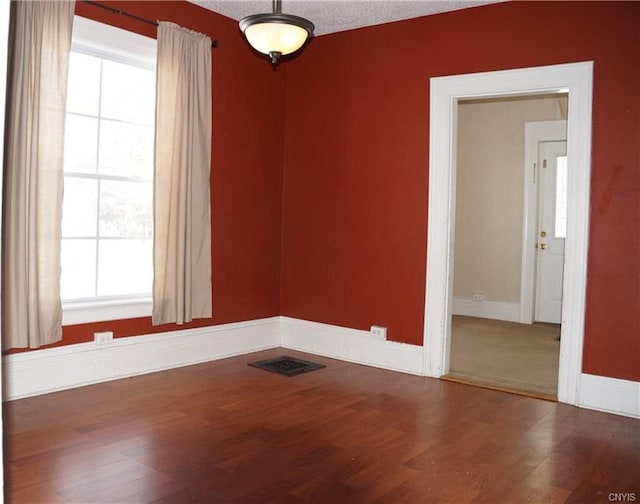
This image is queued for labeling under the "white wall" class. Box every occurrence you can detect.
[453,94,567,319]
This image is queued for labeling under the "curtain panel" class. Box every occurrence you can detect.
[153,22,212,325]
[2,1,75,349]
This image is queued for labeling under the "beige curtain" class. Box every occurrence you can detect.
[2,1,75,349]
[153,22,212,325]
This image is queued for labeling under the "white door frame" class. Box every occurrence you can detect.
[423,62,593,406]
[520,120,567,324]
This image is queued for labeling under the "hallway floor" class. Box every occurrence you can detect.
[448,315,561,398]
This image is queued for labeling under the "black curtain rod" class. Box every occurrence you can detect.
[82,1,219,48]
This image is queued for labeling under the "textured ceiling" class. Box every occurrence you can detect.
[191,1,498,36]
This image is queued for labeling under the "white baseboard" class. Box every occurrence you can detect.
[281,317,423,375]
[579,373,640,419]
[4,315,638,420]
[452,297,520,323]
[3,317,280,401]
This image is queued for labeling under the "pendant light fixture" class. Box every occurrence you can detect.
[239,0,314,65]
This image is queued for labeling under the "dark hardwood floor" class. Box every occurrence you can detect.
[4,348,639,503]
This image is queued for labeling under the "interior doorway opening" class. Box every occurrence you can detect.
[445,95,567,399]
[423,62,593,407]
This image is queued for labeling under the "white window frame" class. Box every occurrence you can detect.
[62,16,156,325]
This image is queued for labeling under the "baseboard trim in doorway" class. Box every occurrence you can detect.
[452,298,520,323]
[441,374,557,402]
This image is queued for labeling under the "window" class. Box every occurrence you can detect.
[61,17,156,324]
[555,155,568,238]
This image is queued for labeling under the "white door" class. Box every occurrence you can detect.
[535,141,567,323]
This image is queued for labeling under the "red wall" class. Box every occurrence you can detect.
[281,2,640,381]
[41,1,285,348]
[9,2,639,383]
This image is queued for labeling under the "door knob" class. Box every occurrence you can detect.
[536,243,548,250]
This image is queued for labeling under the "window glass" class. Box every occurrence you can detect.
[97,239,153,297]
[61,240,97,299]
[101,60,155,124]
[63,114,98,174]
[62,177,98,236]
[555,156,568,238]
[61,21,156,304]
[66,52,100,116]
[98,120,154,178]
[99,180,152,238]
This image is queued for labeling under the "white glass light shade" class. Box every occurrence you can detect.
[244,21,308,56]
[240,13,314,63]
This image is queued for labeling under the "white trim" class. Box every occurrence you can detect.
[72,15,156,69]
[62,298,152,325]
[520,120,567,324]
[3,317,280,400]
[281,317,423,375]
[5,315,639,419]
[579,374,640,419]
[452,298,520,323]
[424,62,593,409]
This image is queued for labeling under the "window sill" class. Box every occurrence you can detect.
[62,298,152,326]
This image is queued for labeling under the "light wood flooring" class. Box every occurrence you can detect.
[4,348,639,503]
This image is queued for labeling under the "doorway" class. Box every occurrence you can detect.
[446,97,567,398]
[423,62,593,406]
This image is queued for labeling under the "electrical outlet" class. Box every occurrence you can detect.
[94,331,114,345]
[472,293,485,302]
[370,325,387,340]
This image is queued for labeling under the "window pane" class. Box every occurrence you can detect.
[64,114,98,173]
[101,60,155,124]
[99,180,152,237]
[66,52,101,116]
[98,120,154,178]
[555,156,568,238]
[97,239,152,296]
[62,177,98,237]
[63,25,156,304]
[61,239,96,299]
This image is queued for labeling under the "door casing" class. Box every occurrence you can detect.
[423,62,593,406]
